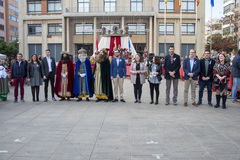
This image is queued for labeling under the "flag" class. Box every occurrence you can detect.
[165,0,167,5]
[114,37,117,49]
[210,0,214,7]
[179,0,181,7]
[196,0,199,7]
[128,37,131,50]
[96,38,98,50]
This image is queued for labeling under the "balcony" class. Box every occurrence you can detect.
[63,6,155,17]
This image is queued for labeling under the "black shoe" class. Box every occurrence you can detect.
[134,100,138,103]
[138,100,141,103]
[21,98,25,102]
[95,99,101,102]
[2,97,7,101]
[86,98,89,102]
[36,97,39,102]
[197,101,202,105]
[208,102,213,107]
[150,101,153,104]
[104,99,108,102]
[120,99,126,103]
[44,98,48,102]
[14,98,17,103]
[112,99,118,102]
[60,98,65,101]
[52,97,57,101]
[67,98,71,101]
[155,101,158,105]
[77,98,82,102]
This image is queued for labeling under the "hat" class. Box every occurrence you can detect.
[61,51,69,55]
[78,48,87,54]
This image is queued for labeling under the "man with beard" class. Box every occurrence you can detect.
[73,48,93,101]
[54,51,74,101]
[93,49,113,102]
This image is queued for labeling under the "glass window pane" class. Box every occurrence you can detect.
[28,4,34,12]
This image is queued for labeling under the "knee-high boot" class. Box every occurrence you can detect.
[214,95,221,108]
[222,95,227,109]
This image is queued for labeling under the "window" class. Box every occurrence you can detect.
[224,3,235,14]
[0,24,4,31]
[101,24,120,34]
[48,44,62,62]
[0,12,4,19]
[10,25,18,34]
[159,0,174,12]
[181,23,195,35]
[182,0,195,12]
[131,0,143,12]
[159,23,174,34]
[9,4,18,16]
[236,0,239,8]
[78,0,89,12]
[28,44,42,60]
[128,24,145,34]
[104,0,116,12]
[48,24,62,35]
[28,24,42,35]
[133,43,146,54]
[181,44,195,57]
[0,37,4,40]
[48,0,61,13]
[159,43,174,56]
[27,0,41,14]
[75,24,93,34]
[0,0,3,6]
[10,36,17,41]
[9,15,18,22]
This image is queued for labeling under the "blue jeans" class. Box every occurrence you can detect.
[198,81,213,103]
[231,77,240,101]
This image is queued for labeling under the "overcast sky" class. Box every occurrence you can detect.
[205,0,223,22]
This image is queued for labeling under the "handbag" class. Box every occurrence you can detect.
[213,77,220,84]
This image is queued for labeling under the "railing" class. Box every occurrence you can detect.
[65,6,154,14]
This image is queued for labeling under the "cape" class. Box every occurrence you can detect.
[54,60,74,98]
[92,58,113,100]
[73,58,93,98]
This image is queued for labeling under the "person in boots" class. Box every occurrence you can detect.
[213,54,231,109]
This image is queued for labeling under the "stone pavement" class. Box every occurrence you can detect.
[0,78,240,160]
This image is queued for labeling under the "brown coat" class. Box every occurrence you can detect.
[129,62,146,84]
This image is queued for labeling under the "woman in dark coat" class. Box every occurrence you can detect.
[27,54,42,102]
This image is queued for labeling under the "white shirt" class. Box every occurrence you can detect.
[46,57,52,72]
[18,61,22,67]
[116,57,120,66]
[189,58,194,72]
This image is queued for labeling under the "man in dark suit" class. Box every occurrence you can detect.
[110,49,126,102]
[183,49,200,107]
[41,49,57,102]
[197,50,215,106]
[164,46,181,105]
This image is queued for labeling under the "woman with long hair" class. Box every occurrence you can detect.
[213,53,231,109]
[149,56,162,105]
[130,54,146,103]
[27,54,42,102]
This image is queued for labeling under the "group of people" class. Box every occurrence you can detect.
[0,45,240,109]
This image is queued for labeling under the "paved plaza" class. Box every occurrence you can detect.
[0,79,240,160]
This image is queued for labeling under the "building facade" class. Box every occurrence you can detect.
[19,0,205,62]
[0,0,18,42]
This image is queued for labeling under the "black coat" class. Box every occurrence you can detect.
[149,64,162,82]
[41,57,56,77]
[11,61,27,79]
[199,58,215,82]
[164,54,181,79]
[231,54,240,77]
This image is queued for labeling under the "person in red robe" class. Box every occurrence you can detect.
[54,51,74,101]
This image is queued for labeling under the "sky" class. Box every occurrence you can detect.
[205,0,224,22]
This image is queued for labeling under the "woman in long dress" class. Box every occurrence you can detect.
[0,66,9,101]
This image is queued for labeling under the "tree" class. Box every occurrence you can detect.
[205,33,237,52]
[0,39,19,58]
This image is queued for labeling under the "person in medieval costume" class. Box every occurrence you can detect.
[93,49,113,102]
[73,48,93,101]
[54,51,74,101]
[0,66,9,101]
